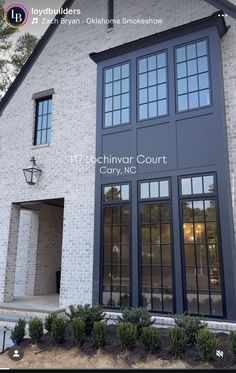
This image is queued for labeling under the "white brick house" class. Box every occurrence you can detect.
[0,0,236,321]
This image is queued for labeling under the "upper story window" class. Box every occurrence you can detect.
[181,174,216,196]
[104,62,130,127]
[176,39,210,112]
[140,179,170,199]
[34,97,52,145]
[138,51,167,120]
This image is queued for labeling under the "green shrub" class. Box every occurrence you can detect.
[51,317,66,344]
[10,319,26,344]
[118,322,137,350]
[117,308,154,337]
[92,321,106,348]
[168,326,188,357]
[230,331,236,356]
[29,317,44,343]
[66,304,106,335]
[72,317,85,346]
[196,328,218,361]
[174,313,206,345]
[142,327,161,352]
[44,313,58,333]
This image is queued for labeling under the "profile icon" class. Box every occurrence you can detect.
[4,4,28,29]
[8,346,24,361]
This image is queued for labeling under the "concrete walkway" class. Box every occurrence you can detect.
[0,294,60,312]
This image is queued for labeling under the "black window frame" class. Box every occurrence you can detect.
[100,182,132,310]
[34,96,52,145]
[178,172,226,318]
[138,178,176,314]
[175,37,212,114]
[137,49,169,122]
[103,61,131,129]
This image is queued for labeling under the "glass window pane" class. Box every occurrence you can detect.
[48,99,52,113]
[139,58,147,73]
[184,244,195,266]
[105,97,112,112]
[199,73,209,89]
[177,62,187,78]
[188,76,198,92]
[186,268,197,289]
[121,226,129,244]
[43,100,48,114]
[103,244,111,263]
[157,52,166,68]
[160,203,170,221]
[159,180,169,197]
[148,70,157,86]
[148,86,157,101]
[141,205,150,224]
[199,89,210,106]
[178,78,187,94]
[121,245,129,265]
[199,291,210,315]
[122,78,129,93]
[187,60,197,75]
[113,110,121,125]
[211,292,222,316]
[139,104,148,120]
[121,93,129,108]
[139,89,148,104]
[162,245,171,265]
[105,112,112,127]
[149,102,157,118]
[158,83,167,99]
[121,184,129,200]
[142,266,151,286]
[157,68,166,83]
[150,182,159,198]
[148,55,156,70]
[151,225,160,244]
[203,175,215,193]
[141,182,149,199]
[162,267,172,287]
[187,291,198,313]
[192,177,203,194]
[41,130,47,144]
[38,101,43,115]
[36,131,41,145]
[105,68,112,82]
[152,267,161,288]
[122,63,129,78]
[198,56,208,73]
[121,109,129,124]
[194,223,205,244]
[158,99,167,116]
[176,46,186,62]
[197,40,207,57]
[46,128,51,143]
[112,186,121,200]
[178,95,188,111]
[104,227,112,244]
[183,223,194,243]
[113,81,121,95]
[189,92,199,109]
[161,224,171,244]
[183,201,193,221]
[105,83,112,97]
[42,115,47,129]
[205,200,216,221]
[122,206,130,224]
[113,95,120,110]
[151,204,160,222]
[182,178,192,195]
[104,207,112,223]
[196,244,207,266]
[187,43,196,59]
[193,200,204,221]
[113,66,121,80]
[197,267,209,290]
[37,116,42,130]
[139,73,147,88]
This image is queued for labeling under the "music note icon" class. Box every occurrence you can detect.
[32,17,38,24]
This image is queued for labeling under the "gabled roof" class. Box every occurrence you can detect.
[0,0,235,116]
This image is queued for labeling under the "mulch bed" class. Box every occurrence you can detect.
[18,324,236,369]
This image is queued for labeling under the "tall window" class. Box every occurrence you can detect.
[104,63,130,127]
[34,97,52,145]
[176,39,210,112]
[101,184,131,308]
[180,174,224,316]
[139,179,173,313]
[138,51,168,120]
